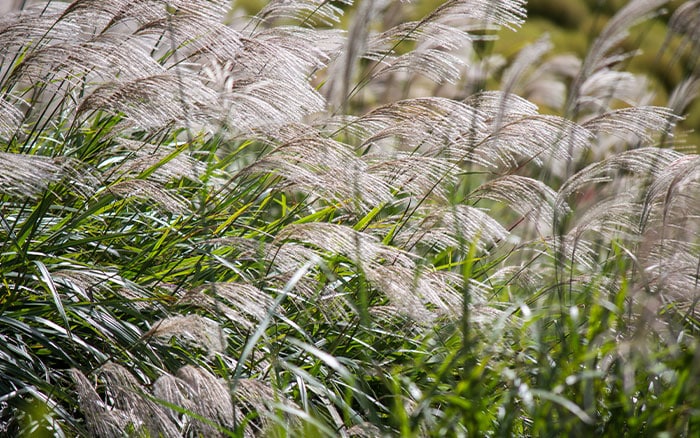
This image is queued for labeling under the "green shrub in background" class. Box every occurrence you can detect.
[0,0,699,436]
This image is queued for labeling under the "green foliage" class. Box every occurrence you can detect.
[0,0,699,436]
[528,0,590,29]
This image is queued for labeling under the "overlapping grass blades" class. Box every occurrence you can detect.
[0,0,698,436]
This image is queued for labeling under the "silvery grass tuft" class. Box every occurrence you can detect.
[0,0,698,436]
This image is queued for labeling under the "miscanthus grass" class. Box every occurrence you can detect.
[0,0,699,436]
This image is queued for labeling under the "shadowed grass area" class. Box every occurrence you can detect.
[0,0,699,436]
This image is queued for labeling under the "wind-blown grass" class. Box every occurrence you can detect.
[0,0,698,436]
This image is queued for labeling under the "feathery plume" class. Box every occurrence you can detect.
[208,283,275,322]
[578,70,653,112]
[216,77,326,133]
[277,222,387,266]
[245,135,393,210]
[366,153,457,200]
[570,0,669,111]
[0,153,91,198]
[147,315,226,357]
[255,0,351,27]
[109,139,207,184]
[490,265,544,292]
[98,362,180,437]
[642,154,700,231]
[77,73,217,130]
[174,365,235,436]
[51,269,149,303]
[500,34,553,96]
[108,179,189,214]
[0,152,61,197]
[368,47,466,84]
[0,96,23,136]
[177,283,276,330]
[471,114,593,169]
[276,222,470,319]
[582,106,680,145]
[668,77,700,117]
[152,372,197,429]
[70,369,135,438]
[667,0,700,48]
[427,0,527,31]
[521,54,581,110]
[134,14,243,63]
[60,0,231,29]
[0,3,74,52]
[13,37,164,88]
[636,231,700,303]
[364,264,436,321]
[234,378,299,435]
[463,90,540,120]
[474,175,566,234]
[354,97,488,157]
[396,204,508,253]
[568,191,644,240]
[558,147,683,204]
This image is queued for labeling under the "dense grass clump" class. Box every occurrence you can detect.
[1,0,699,436]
